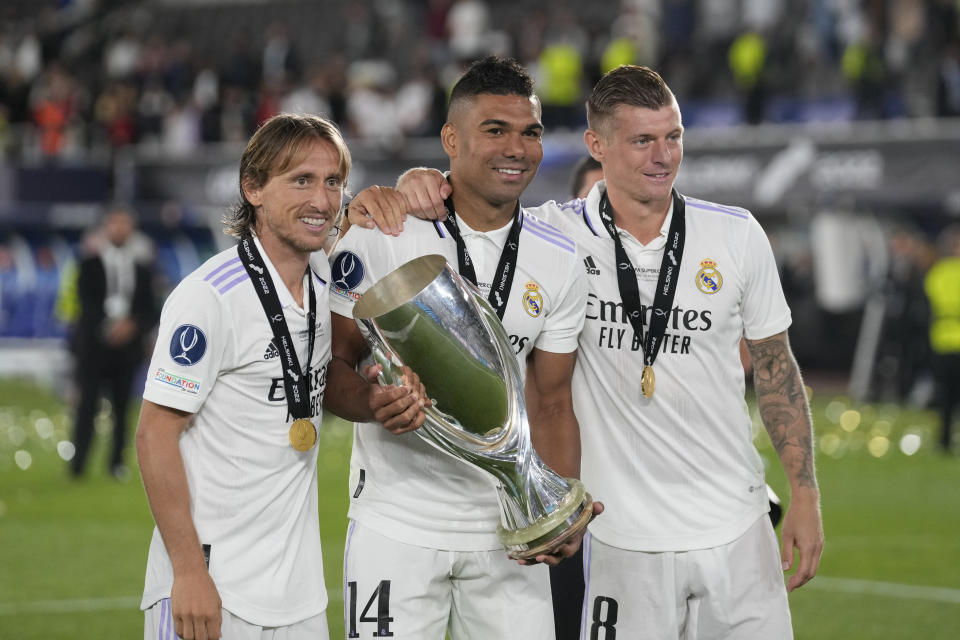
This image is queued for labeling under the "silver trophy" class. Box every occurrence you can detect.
[353,254,593,560]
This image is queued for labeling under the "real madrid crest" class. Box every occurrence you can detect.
[522,281,544,317]
[695,259,722,294]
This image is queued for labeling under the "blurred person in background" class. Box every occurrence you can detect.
[874,225,931,402]
[569,154,603,199]
[69,204,156,480]
[924,225,960,454]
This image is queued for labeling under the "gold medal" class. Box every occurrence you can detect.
[641,365,656,398]
[289,418,317,452]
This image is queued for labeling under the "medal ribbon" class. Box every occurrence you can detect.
[237,237,316,420]
[598,188,686,369]
[442,197,523,321]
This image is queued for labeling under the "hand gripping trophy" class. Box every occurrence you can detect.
[353,254,593,560]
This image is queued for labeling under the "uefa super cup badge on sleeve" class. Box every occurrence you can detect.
[353,254,593,560]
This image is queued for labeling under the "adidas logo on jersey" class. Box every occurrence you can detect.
[263,340,280,360]
[584,255,601,276]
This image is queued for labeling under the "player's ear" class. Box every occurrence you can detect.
[242,177,263,208]
[584,128,604,164]
[441,122,458,158]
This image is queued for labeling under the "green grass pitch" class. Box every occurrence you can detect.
[0,377,958,639]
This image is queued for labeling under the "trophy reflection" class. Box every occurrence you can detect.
[353,254,593,560]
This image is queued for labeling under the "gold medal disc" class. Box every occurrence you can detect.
[289,418,317,452]
[641,365,656,398]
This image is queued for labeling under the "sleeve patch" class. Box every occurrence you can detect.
[330,251,366,301]
[152,367,202,395]
[169,324,207,366]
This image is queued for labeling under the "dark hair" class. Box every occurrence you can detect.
[586,65,674,133]
[223,113,351,238]
[569,156,602,198]
[447,56,536,118]
[103,202,137,222]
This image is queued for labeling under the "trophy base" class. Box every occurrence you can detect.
[498,479,593,561]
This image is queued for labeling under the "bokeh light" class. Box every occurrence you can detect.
[819,432,843,458]
[34,416,55,440]
[825,399,847,424]
[870,420,892,437]
[868,436,890,457]
[14,450,33,470]
[899,433,922,456]
[57,440,77,461]
[839,410,861,432]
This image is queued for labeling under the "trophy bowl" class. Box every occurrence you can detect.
[353,254,593,559]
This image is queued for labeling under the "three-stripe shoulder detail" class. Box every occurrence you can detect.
[522,212,576,253]
[202,256,249,296]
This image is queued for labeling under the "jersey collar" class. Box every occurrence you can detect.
[452,212,516,249]
[592,181,674,250]
[251,235,304,313]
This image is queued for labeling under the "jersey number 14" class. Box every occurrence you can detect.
[347,580,394,637]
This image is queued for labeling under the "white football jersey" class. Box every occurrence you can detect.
[329,211,586,550]
[140,237,333,626]
[530,181,792,552]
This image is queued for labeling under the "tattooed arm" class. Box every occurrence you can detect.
[746,331,824,592]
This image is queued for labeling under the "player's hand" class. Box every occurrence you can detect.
[363,364,430,434]
[170,569,222,639]
[780,486,823,591]
[346,185,411,236]
[396,167,450,222]
[517,501,604,567]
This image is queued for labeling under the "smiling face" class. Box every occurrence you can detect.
[443,92,544,212]
[586,99,684,211]
[243,138,345,256]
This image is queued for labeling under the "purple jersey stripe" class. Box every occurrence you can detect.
[433,220,447,238]
[158,598,165,639]
[160,598,170,640]
[218,273,250,295]
[168,598,175,640]
[311,268,327,286]
[685,197,749,219]
[523,213,575,247]
[203,257,241,282]
[210,264,246,287]
[522,225,576,253]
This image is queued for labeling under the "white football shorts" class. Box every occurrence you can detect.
[343,519,556,639]
[143,598,329,640]
[581,516,792,639]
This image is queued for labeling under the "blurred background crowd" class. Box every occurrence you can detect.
[1,0,960,442]
[1,0,959,159]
